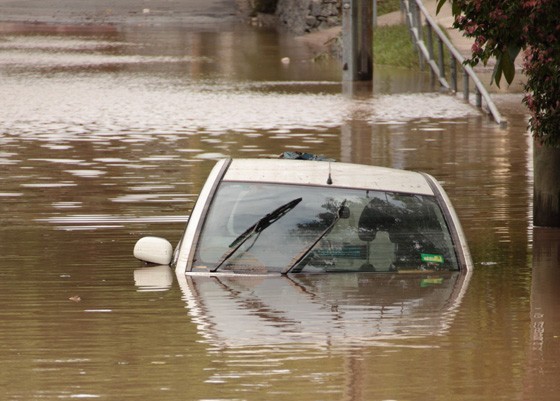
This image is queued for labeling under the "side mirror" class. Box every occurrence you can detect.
[133,236,173,265]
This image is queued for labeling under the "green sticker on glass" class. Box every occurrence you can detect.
[420,278,444,287]
[421,253,444,264]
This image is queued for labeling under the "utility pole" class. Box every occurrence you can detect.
[342,0,373,81]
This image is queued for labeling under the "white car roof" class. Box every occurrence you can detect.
[223,159,435,196]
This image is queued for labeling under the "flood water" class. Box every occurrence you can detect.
[0,20,558,401]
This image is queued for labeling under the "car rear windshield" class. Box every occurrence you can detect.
[192,182,459,274]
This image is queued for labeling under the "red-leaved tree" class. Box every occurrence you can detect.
[439,0,560,146]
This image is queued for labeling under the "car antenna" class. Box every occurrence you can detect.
[327,162,333,185]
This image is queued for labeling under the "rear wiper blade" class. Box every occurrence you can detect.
[283,200,347,274]
[211,197,303,272]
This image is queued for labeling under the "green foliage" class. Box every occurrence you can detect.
[441,0,560,146]
[445,0,524,86]
[377,0,402,16]
[521,1,560,146]
[373,24,450,69]
[373,24,419,68]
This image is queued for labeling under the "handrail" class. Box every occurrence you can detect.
[400,0,507,127]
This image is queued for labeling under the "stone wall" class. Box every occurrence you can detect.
[276,0,341,35]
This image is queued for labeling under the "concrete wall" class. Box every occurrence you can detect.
[276,0,341,34]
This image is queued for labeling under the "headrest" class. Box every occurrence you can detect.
[358,200,396,242]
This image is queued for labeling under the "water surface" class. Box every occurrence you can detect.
[0,21,555,401]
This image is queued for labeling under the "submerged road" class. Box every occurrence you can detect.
[0,0,242,27]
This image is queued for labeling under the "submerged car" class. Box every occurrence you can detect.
[134,157,472,275]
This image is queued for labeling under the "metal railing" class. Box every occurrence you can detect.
[400,0,506,126]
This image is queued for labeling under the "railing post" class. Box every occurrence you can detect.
[426,24,435,82]
[412,3,424,70]
[475,88,482,107]
[426,24,434,60]
[407,1,415,43]
[463,73,469,101]
[450,56,457,92]
[438,38,445,79]
[415,2,423,44]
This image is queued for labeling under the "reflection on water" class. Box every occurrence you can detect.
[0,20,548,401]
[177,271,471,348]
[134,265,174,292]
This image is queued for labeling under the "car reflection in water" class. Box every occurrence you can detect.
[134,266,471,348]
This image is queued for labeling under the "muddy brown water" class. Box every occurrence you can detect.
[0,21,558,401]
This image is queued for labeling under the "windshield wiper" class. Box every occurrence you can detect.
[211,197,303,272]
[283,200,347,274]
